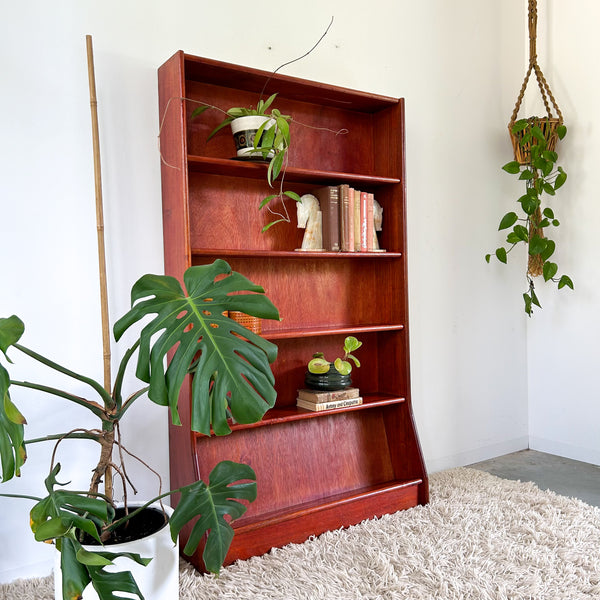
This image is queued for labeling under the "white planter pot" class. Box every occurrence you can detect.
[230,115,275,158]
[54,503,178,600]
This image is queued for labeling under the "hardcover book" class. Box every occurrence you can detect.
[313,186,340,251]
[297,387,361,402]
[296,396,363,411]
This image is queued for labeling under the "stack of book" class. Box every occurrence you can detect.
[296,387,363,412]
[312,185,385,253]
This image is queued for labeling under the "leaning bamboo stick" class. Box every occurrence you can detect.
[86,35,111,395]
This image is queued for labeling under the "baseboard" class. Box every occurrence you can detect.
[425,437,529,474]
[529,437,600,467]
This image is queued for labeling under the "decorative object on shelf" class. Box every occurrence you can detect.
[373,198,386,252]
[230,115,276,158]
[304,364,352,391]
[296,387,362,411]
[0,260,280,599]
[486,0,573,316]
[229,310,262,334]
[191,93,300,232]
[305,336,362,391]
[295,193,324,251]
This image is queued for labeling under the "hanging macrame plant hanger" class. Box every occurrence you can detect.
[509,0,563,165]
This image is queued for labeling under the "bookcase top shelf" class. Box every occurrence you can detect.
[181,53,400,113]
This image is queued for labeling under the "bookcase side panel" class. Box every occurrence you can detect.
[159,52,192,278]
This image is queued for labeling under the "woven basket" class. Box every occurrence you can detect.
[228,311,262,334]
[508,0,563,165]
[510,117,560,165]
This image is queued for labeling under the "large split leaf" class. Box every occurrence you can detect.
[30,464,114,544]
[113,260,280,435]
[57,536,149,600]
[35,465,150,600]
[169,460,257,573]
[0,315,26,481]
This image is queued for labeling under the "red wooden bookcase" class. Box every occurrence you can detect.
[157,51,428,570]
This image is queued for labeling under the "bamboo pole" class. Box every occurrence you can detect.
[86,35,111,395]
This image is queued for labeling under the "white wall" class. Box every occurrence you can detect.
[2,0,576,583]
[526,0,600,465]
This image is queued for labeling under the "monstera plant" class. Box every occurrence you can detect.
[0,259,279,599]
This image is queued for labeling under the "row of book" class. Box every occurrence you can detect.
[313,185,384,253]
[296,387,363,412]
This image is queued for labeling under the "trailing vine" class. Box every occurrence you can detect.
[486,118,573,316]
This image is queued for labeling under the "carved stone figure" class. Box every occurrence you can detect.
[296,194,324,251]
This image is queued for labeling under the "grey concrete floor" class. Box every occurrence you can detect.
[469,449,600,508]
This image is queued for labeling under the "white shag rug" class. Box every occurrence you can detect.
[3,468,600,599]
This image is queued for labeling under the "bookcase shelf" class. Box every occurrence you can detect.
[192,248,403,258]
[214,393,407,432]
[263,323,405,341]
[158,51,428,572]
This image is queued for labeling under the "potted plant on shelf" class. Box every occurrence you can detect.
[0,258,280,600]
[486,117,573,316]
[191,93,301,232]
[305,336,362,391]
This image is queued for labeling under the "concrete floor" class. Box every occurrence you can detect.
[469,449,600,508]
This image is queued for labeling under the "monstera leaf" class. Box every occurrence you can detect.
[114,260,279,435]
[0,315,27,481]
[30,464,114,544]
[34,465,150,600]
[169,460,257,574]
[57,535,150,600]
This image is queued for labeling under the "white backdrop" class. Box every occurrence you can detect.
[1,0,595,583]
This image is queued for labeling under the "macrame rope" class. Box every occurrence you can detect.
[509,0,563,128]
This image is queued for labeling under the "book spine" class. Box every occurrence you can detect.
[367,193,375,251]
[296,397,363,411]
[360,191,369,252]
[353,189,362,251]
[315,186,340,251]
[297,387,360,402]
[347,187,355,252]
[339,184,349,252]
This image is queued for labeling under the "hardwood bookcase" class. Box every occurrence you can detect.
[157,51,428,570]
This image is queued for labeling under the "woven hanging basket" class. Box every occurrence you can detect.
[508,0,563,166]
[510,116,560,165]
[507,0,564,277]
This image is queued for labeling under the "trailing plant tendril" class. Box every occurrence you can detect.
[486,118,573,316]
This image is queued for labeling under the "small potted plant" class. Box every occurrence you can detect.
[0,259,280,600]
[305,336,362,391]
[191,94,300,232]
[486,117,573,316]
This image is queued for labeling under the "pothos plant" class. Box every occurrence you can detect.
[486,118,573,316]
[191,93,301,232]
[0,259,279,600]
[307,336,362,376]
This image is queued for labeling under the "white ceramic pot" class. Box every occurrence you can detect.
[54,503,178,600]
[230,115,275,158]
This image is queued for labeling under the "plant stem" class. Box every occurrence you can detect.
[10,380,106,418]
[14,343,113,408]
[25,431,101,445]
